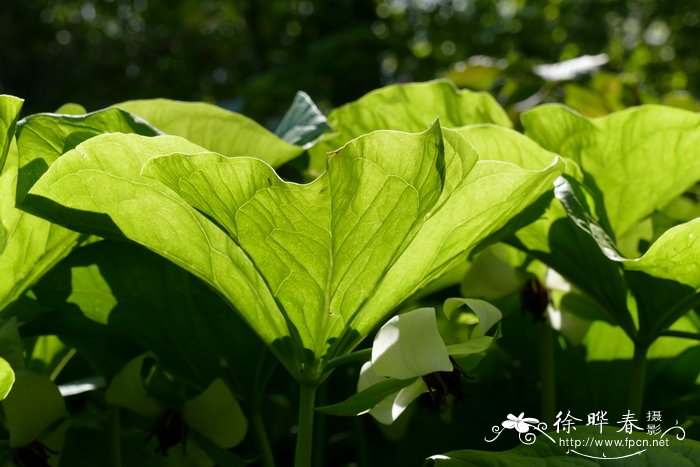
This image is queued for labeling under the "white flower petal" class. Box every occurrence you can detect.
[368,378,427,425]
[357,361,388,393]
[372,308,453,380]
[515,421,531,433]
[545,268,571,292]
[502,420,518,429]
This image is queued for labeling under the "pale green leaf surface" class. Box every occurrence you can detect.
[523,104,700,237]
[555,176,700,289]
[308,80,511,175]
[328,80,511,139]
[0,105,158,311]
[625,218,700,288]
[16,106,159,200]
[29,125,563,379]
[371,308,452,380]
[115,98,303,167]
[0,357,14,401]
[3,371,66,447]
[182,378,247,448]
[0,95,23,172]
[275,90,330,148]
[54,103,87,115]
[0,105,89,311]
[105,353,164,418]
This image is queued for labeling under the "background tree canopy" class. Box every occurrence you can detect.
[2,0,699,121]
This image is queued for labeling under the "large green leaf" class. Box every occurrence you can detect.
[453,125,633,332]
[427,427,700,466]
[552,176,699,338]
[0,106,159,312]
[308,80,511,175]
[522,104,700,238]
[27,123,562,381]
[33,240,268,399]
[115,99,304,167]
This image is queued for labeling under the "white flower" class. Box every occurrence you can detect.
[357,303,501,424]
[502,412,539,433]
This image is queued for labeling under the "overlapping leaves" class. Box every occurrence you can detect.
[27,120,562,381]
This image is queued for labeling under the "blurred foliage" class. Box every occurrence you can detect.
[2,0,699,123]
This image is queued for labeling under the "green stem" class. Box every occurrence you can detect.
[324,348,371,371]
[251,412,276,467]
[658,330,700,341]
[628,344,649,415]
[294,384,317,467]
[538,322,556,422]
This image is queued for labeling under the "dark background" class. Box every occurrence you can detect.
[2,0,699,123]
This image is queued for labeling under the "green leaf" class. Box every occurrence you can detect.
[445,326,502,357]
[0,357,14,400]
[0,95,23,172]
[27,123,563,380]
[308,80,511,175]
[523,104,700,237]
[105,353,164,418]
[427,426,700,466]
[316,377,415,416]
[54,103,87,115]
[115,99,303,167]
[552,175,700,337]
[626,218,700,288]
[182,378,247,448]
[275,91,330,148]
[3,371,66,447]
[0,318,25,370]
[16,106,159,200]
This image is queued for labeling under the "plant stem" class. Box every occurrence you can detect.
[294,384,317,467]
[658,330,700,341]
[251,412,276,467]
[628,344,649,415]
[538,321,556,422]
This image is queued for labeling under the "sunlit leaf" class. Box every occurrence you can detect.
[3,371,66,447]
[182,378,247,448]
[115,98,303,167]
[27,122,563,380]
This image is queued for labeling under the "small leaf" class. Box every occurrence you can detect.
[182,378,247,449]
[0,357,15,400]
[105,353,164,418]
[3,371,66,447]
[445,325,502,357]
[316,377,415,417]
[275,91,330,148]
[54,103,87,115]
